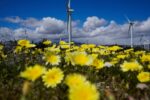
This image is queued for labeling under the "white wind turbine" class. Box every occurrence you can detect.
[125,16,135,48]
[67,0,74,48]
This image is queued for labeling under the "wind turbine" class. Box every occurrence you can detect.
[24,29,28,39]
[125,16,135,48]
[67,0,74,48]
[140,34,144,45]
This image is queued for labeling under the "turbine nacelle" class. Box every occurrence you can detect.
[67,0,74,13]
[67,8,74,12]
[129,22,134,26]
[125,15,135,25]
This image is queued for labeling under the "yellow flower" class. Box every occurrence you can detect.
[1,53,7,59]
[120,61,143,72]
[124,48,134,53]
[110,58,118,65]
[69,52,93,66]
[148,64,150,69]
[42,67,64,88]
[0,44,4,50]
[107,46,122,51]
[65,74,87,88]
[98,45,107,49]
[117,54,127,59]
[92,48,100,53]
[137,72,150,82]
[91,54,99,59]
[43,40,52,45]
[81,44,89,49]
[88,44,96,48]
[72,46,79,50]
[135,51,145,55]
[141,54,150,62]
[60,44,70,49]
[20,65,46,81]
[68,82,99,100]
[14,46,22,53]
[18,39,30,47]
[44,53,61,65]
[99,49,110,55]
[59,40,68,45]
[25,43,36,48]
[65,73,100,100]
[44,47,60,53]
[18,39,36,48]
[92,58,104,69]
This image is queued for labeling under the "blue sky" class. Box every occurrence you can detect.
[0,0,150,23]
[0,0,150,44]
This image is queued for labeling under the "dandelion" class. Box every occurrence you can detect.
[81,44,89,49]
[20,65,46,82]
[141,54,150,62]
[137,72,150,82]
[69,51,93,66]
[18,39,36,48]
[92,48,100,53]
[148,64,150,69]
[135,51,145,55]
[92,58,104,69]
[60,44,70,49]
[42,67,64,88]
[117,54,127,59]
[25,43,36,48]
[44,53,61,65]
[14,46,22,53]
[120,61,143,72]
[68,80,99,100]
[88,44,96,48]
[0,44,4,50]
[110,58,118,65]
[43,40,52,45]
[18,39,30,47]
[59,40,68,45]
[65,73,87,88]
[107,46,122,51]
[65,73,100,100]
[137,72,150,83]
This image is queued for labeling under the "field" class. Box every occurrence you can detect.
[0,39,150,100]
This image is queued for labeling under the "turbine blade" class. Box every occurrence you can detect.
[68,0,71,8]
[128,25,131,35]
[124,15,131,23]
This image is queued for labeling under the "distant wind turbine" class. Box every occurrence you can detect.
[67,0,74,48]
[140,34,144,45]
[24,29,27,39]
[125,16,135,48]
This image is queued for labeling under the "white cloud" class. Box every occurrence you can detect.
[83,16,107,32]
[5,16,23,23]
[35,17,66,34]
[1,16,150,45]
[0,27,14,41]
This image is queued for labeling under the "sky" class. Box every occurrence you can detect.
[0,0,150,45]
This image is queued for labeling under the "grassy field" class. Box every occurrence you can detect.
[0,39,150,100]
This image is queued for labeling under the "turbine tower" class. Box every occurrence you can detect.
[125,16,134,48]
[67,0,74,48]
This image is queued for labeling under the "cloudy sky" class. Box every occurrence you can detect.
[0,0,150,45]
